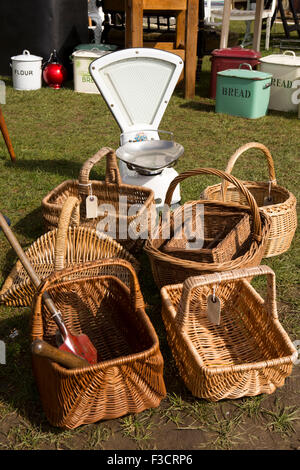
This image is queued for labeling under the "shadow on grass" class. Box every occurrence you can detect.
[3,158,107,181]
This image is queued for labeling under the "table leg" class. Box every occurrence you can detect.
[125,0,143,48]
[220,0,232,49]
[0,106,16,162]
[185,0,199,99]
[253,0,264,51]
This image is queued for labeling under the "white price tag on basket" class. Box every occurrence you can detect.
[206,294,221,325]
[86,195,98,218]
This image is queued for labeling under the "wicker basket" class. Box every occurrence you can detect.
[42,146,155,253]
[162,208,251,264]
[161,265,297,401]
[201,142,297,258]
[144,168,271,289]
[0,196,139,307]
[31,258,166,429]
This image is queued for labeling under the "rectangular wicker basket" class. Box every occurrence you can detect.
[162,207,251,264]
[31,259,166,429]
[161,265,297,401]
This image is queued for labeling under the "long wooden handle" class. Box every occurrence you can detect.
[0,106,16,162]
[32,339,89,369]
[0,211,64,322]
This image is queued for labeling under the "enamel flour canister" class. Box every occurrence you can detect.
[11,50,43,90]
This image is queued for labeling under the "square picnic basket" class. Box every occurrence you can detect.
[31,258,166,429]
[42,146,155,253]
[202,142,297,258]
[160,265,298,401]
[144,168,271,288]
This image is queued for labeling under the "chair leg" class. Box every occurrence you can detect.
[0,106,16,162]
[265,16,271,50]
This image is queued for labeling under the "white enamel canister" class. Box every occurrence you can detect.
[72,49,110,94]
[259,50,300,112]
[11,50,43,90]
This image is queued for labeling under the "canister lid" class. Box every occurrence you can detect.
[212,46,261,59]
[259,50,300,66]
[72,49,110,58]
[217,64,272,80]
[11,49,43,61]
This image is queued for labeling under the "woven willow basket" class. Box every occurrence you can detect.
[42,146,155,253]
[31,259,166,429]
[161,265,297,401]
[202,142,297,258]
[0,196,138,307]
[144,168,271,289]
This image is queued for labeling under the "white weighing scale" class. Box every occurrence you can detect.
[89,48,184,208]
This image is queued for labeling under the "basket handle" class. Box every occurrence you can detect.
[54,196,80,271]
[221,142,277,199]
[176,265,277,331]
[78,147,122,197]
[164,167,262,242]
[38,258,145,312]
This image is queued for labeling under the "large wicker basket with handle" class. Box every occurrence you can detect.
[161,265,297,401]
[0,196,138,307]
[42,146,155,253]
[201,142,297,258]
[31,258,166,429]
[144,168,271,289]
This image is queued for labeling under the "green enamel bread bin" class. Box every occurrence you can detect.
[215,63,273,119]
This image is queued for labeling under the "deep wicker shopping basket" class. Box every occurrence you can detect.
[0,196,138,307]
[144,168,271,289]
[161,265,297,401]
[42,146,155,253]
[202,142,297,258]
[31,258,166,429]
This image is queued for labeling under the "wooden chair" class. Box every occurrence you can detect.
[102,0,199,99]
[0,106,15,162]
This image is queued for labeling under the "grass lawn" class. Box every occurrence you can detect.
[0,22,299,451]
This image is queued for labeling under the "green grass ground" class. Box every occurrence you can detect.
[0,22,299,451]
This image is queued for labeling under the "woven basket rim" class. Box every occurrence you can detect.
[32,271,161,376]
[203,180,296,211]
[145,202,271,272]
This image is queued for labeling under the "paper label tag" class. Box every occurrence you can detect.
[86,195,98,218]
[206,294,221,325]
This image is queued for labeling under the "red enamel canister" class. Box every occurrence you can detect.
[210,47,261,99]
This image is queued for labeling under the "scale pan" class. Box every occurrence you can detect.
[116,140,184,172]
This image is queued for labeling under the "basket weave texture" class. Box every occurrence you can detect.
[161,265,297,401]
[144,168,271,289]
[0,196,139,307]
[31,259,166,429]
[42,147,155,253]
[201,142,297,258]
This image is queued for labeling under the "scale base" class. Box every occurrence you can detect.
[119,161,180,209]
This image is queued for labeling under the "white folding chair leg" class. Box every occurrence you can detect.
[265,16,271,50]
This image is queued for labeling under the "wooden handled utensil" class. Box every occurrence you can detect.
[32,339,90,369]
[0,211,98,365]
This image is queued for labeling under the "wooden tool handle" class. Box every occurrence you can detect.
[31,339,89,369]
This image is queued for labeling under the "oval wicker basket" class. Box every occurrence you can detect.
[31,258,166,429]
[161,265,297,401]
[144,168,271,289]
[0,196,139,307]
[201,142,297,258]
[42,146,155,253]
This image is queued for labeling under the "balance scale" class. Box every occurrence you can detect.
[89,48,184,208]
